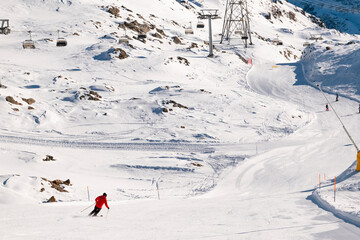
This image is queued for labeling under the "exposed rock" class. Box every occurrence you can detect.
[42,178,70,193]
[137,13,146,21]
[163,108,168,113]
[87,95,100,101]
[6,96,22,105]
[177,56,189,66]
[40,188,45,192]
[326,46,331,51]
[47,196,56,202]
[188,42,198,49]
[156,28,166,37]
[121,5,132,12]
[22,98,35,105]
[43,155,55,161]
[73,32,80,36]
[51,180,68,192]
[114,48,129,59]
[151,32,162,39]
[63,179,71,186]
[309,15,326,28]
[108,6,120,17]
[90,90,101,98]
[271,6,282,19]
[120,20,151,34]
[164,100,189,109]
[191,163,203,167]
[12,108,19,111]
[264,12,271,20]
[172,36,182,44]
[171,20,180,26]
[288,11,296,21]
[28,106,34,110]
[80,89,102,101]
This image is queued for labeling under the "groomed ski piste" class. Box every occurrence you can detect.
[0,0,360,239]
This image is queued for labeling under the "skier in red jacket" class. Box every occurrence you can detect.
[89,193,109,216]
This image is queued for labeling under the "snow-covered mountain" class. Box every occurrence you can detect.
[0,0,360,239]
[288,0,360,34]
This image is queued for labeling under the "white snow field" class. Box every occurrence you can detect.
[0,0,360,239]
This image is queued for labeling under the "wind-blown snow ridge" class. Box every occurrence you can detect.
[0,134,215,152]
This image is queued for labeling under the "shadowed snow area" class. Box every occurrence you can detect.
[0,0,360,239]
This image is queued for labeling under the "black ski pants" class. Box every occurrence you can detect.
[89,206,101,216]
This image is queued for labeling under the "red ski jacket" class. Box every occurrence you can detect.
[95,195,109,209]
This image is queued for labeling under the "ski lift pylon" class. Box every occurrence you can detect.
[0,19,10,35]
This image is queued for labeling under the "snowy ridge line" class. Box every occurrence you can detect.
[0,134,215,152]
[293,0,360,13]
[311,190,360,228]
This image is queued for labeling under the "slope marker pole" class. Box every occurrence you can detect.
[334,177,336,202]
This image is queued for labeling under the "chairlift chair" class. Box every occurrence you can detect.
[185,27,194,35]
[241,34,248,40]
[235,29,242,35]
[23,31,35,49]
[185,22,194,35]
[119,29,129,44]
[56,30,67,47]
[56,38,67,47]
[196,21,204,29]
[119,37,129,44]
[0,19,10,35]
[273,37,283,46]
[138,32,147,39]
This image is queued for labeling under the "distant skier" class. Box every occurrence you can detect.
[336,93,339,102]
[89,193,109,217]
[326,104,329,111]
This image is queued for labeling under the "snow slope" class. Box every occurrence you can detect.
[0,0,360,239]
[288,0,360,34]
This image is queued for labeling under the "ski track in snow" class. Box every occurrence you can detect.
[0,134,215,152]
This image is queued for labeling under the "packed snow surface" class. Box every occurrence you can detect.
[0,0,360,239]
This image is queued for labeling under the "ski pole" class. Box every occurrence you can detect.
[80,203,95,213]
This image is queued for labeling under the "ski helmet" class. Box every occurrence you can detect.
[103,193,107,197]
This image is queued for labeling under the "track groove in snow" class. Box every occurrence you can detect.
[0,134,214,152]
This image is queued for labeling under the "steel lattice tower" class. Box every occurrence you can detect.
[220,0,252,47]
